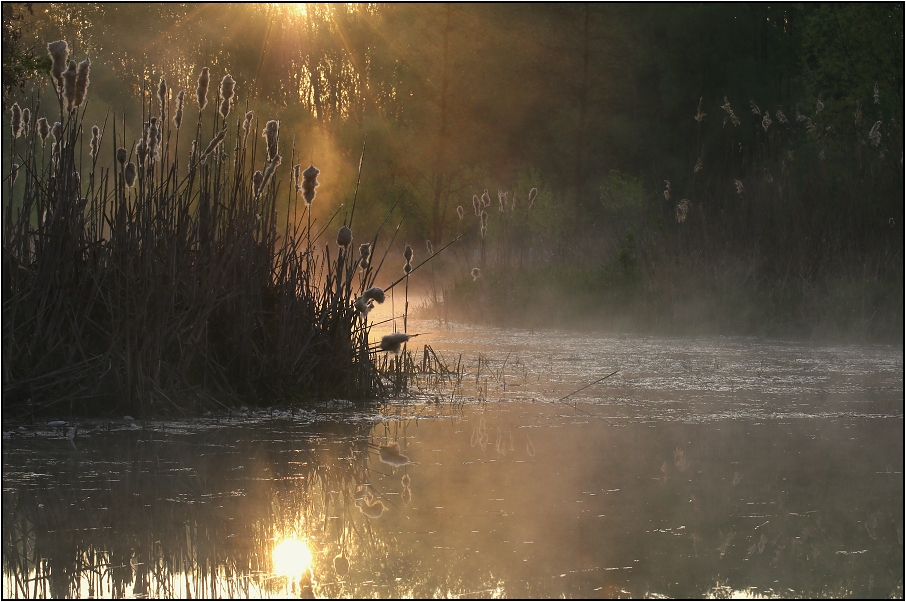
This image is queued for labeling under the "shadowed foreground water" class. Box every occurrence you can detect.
[3,324,903,598]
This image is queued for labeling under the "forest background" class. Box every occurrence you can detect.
[3,2,903,341]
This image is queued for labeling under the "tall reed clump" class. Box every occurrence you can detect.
[2,42,414,419]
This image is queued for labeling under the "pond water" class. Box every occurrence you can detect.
[3,319,903,599]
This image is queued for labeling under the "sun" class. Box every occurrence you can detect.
[287,3,309,18]
[272,537,313,578]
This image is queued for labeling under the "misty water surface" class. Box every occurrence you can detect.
[3,321,903,598]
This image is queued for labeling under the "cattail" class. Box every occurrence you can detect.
[10,103,22,138]
[242,110,253,133]
[21,108,30,137]
[380,332,416,353]
[472,194,481,216]
[196,67,210,110]
[818,148,826,161]
[89,125,99,158]
[805,118,816,134]
[116,147,127,165]
[48,40,69,89]
[457,205,465,220]
[497,190,507,212]
[173,89,185,129]
[337,225,352,247]
[401,473,411,488]
[404,262,412,274]
[761,111,772,132]
[749,100,761,116]
[815,99,824,113]
[37,117,50,146]
[776,107,788,124]
[301,164,319,204]
[734,179,744,196]
[262,120,279,161]
[292,164,301,189]
[404,244,413,263]
[873,82,880,104]
[675,199,691,223]
[471,267,481,281]
[259,154,281,193]
[189,140,197,166]
[694,96,706,122]
[720,97,739,127]
[426,239,434,255]
[11,164,20,185]
[359,243,372,269]
[136,138,149,166]
[124,162,137,187]
[481,189,491,207]
[663,180,671,201]
[156,77,167,118]
[694,156,703,173]
[480,226,487,238]
[148,118,160,161]
[219,74,235,118]
[528,187,538,208]
[62,60,77,111]
[252,170,264,193]
[200,125,227,160]
[73,57,90,108]
[869,121,882,147]
[364,286,385,304]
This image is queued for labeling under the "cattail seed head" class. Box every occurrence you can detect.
[675,199,691,223]
[173,89,185,128]
[734,179,744,196]
[471,267,481,281]
[720,97,739,127]
[776,107,788,124]
[219,74,235,118]
[480,210,488,227]
[148,119,160,161]
[48,40,69,89]
[124,162,137,187]
[404,262,412,274]
[472,195,481,216]
[337,225,352,247]
[815,99,824,113]
[663,180,671,201]
[694,156,703,173]
[243,111,253,132]
[750,100,761,116]
[364,286,385,304]
[37,117,50,145]
[156,77,167,117]
[869,121,882,147]
[380,332,413,353]
[761,111,772,132]
[21,108,30,137]
[10,103,22,138]
[116,147,127,165]
[73,57,90,108]
[62,60,77,111]
[355,295,372,315]
[11,163,20,185]
[528,187,538,208]
[481,190,491,207]
[480,226,487,238]
[89,125,100,158]
[292,164,301,189]
[259,153,281,193]
[457,205,465,220]
[263,120,279,161]
[252,170,264,193]
[51,121,62,143]
[873,82,880,104]
[693,96,706,122]
[404,244,413,262]
[359,243,371,259]
[196,67,210,110]
[301,164,319,205]
[426,239,434,255]
[200,125,227,160]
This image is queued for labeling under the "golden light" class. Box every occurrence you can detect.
[272,537,313,578]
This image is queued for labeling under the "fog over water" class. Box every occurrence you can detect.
[3,317,902,599]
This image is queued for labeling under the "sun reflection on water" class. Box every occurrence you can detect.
[273,537,313,579]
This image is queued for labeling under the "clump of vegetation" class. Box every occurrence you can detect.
[1,41,444,420]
